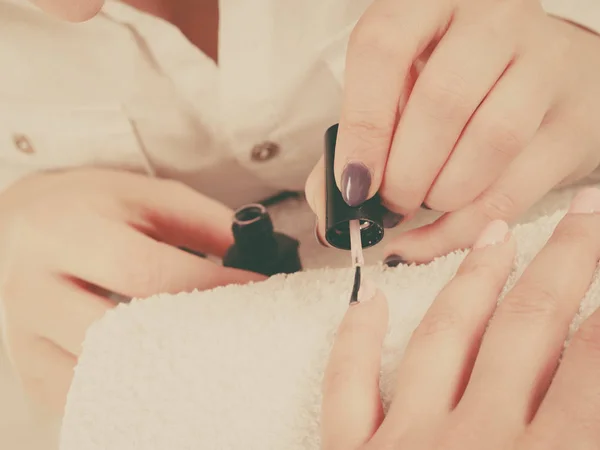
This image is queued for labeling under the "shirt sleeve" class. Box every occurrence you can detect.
[541,0,600,35]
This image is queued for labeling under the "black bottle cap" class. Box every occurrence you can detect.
[231,203,278,256]
[324,123,384,250]
[223,203,302,276]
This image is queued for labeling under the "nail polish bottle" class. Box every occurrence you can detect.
[324,123,386,250]
[222,203,302,276]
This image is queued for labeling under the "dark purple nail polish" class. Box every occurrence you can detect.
[383,210,404,228]
[341,162,371,207]
[421,202,432,210]
[384,254,406,267]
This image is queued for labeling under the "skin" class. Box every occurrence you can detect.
[0,169,264,413]
[306,0,600,264]
[30,0,105,21]
[322,187,600,449]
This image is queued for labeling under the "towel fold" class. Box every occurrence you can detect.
[59,209,600,450]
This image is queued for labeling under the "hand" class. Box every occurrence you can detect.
[321,187,600,450]
[306,0,600,263]
[0,168,264,413]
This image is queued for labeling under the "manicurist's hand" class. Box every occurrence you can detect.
[321,187,600,450]
[0,168,264,413]
[307,0,600,263]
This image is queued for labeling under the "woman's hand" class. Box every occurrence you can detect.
[321,187,600,449]
[306,0,600,263]
[0,168,263,413]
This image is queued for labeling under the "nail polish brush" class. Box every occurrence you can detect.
[349,219,364,304]
[323,123,385,302]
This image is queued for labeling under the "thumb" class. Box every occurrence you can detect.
[321,281,388,450]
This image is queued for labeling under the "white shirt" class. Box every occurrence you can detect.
[0,0,598,209]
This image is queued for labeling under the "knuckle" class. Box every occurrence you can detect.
[322,363,356,395]
[481,119,526,159]
[478,189,517,222]
[552,215,599,250]
[419,72,471,121]
[349,16,404,62]
[121,246,167,294]
[339,115,394,150]
[380,181,422,211]
[413,308,464,339]
[571,315,600,356]
[552,32,573,61]
[456,259,505,289]
[500,282,561,320]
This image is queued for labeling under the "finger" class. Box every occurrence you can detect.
[305,157,404,248]
[20,275,115,356]
[31,0,105,21]
[321,283,388,450]
[381,10,515,213]
[460,188,600,428]
[6,329,76,414]
[373,221,514,444]
[122,176,236,258]
[426,47,556,211]
[334,0,452,205]
[51,217,265,299]
[305,157,330,246]
[523,299,600,447]
[383,121,576,264]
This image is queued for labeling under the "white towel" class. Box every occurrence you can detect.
[59,206,600,450]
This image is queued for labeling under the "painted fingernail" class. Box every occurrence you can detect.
[473,220,509,249]
[568,188,600,214]
[383,209,404,228]
[421,202,432,210]
[341,162,371,206]
[384,254,406,267]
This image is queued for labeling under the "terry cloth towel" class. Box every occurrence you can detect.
[59,207,600,450]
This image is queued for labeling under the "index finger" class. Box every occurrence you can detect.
[335,0,452,207]
[51,217,265,299]
[321,282,388,450]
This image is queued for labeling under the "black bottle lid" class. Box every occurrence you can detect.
[324,123,384,250]
[231,203,278,256]
[223,203,302,276]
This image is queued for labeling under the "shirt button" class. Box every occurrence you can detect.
[251,141,280,162]
[13,134,34,154]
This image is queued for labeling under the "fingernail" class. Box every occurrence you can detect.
[314,219,328,247]
[383,209,404,228]
[384,254,406,267]
[568,188,600,214]
[473,220,509,249]
[341,162,371,207]
[354,280,377,304]
[421,202,432,210]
